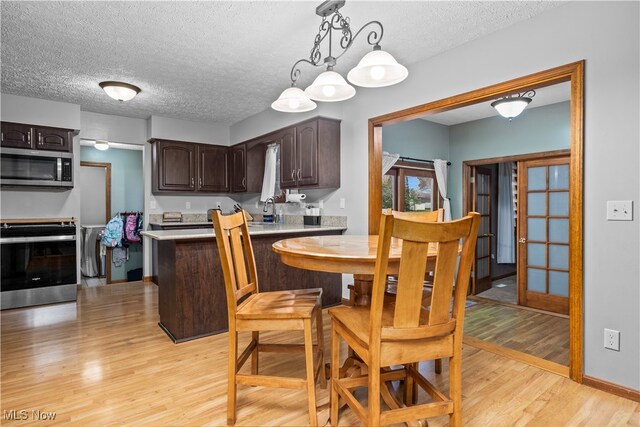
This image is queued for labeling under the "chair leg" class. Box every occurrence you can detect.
[403,364,414,406]
[251,331,259,375]
[330,325,340,426]
[227,330,238,426]
[449,354,462,427]
[315,309,327,389]
[368,359,381,427]
[304,318,318,427]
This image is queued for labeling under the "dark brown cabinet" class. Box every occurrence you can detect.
[230,144,246,192]
[152,140,197,192]
[198,144,228,192]
[280,117,340,190]
[1,122,72,152]
[151,139,231,194]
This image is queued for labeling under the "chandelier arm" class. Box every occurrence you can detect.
[289,58,324,84]
[333,20,384,62]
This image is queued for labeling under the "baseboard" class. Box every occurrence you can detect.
[144,275,158,285]
[491,272,517,281]
[582,375,640,402]
[109,279,128,285]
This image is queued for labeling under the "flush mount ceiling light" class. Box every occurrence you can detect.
[99,81,141,102]
[94,139,109,151]
[491,90,536,120]
[272,0,408,112]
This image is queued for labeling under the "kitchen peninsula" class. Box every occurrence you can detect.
[141,223,346,343]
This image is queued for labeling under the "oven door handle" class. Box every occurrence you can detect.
[0,235,76,244]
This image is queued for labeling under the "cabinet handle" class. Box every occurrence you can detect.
[38,132,42,145]
[1,132,4,142]
[291,170,295,180]
[242,177,246,187]
[297,169,301,180]
[199,177,202,187]
[26,132,30,143]
[191,178,195,187]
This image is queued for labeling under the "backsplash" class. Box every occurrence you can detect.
[149,212,346,227]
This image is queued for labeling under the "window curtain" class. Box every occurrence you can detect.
[433,159,451,221]
[382,152,400,175]
[497,162,516,263]
[260,144,278,202]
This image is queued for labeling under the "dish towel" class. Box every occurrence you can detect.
[260,144,278,202]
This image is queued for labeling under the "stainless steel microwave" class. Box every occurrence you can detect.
[0,147,73,189]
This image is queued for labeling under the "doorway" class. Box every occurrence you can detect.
[367,62,584,382]
[80,161,111,285]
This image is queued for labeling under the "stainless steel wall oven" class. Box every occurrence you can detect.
[1,221,77,309]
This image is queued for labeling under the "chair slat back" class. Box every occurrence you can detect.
[370,212,480,343]
[211,210,259,316]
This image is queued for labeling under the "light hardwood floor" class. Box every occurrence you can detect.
[464,300,570,366]
[1,282,637,426]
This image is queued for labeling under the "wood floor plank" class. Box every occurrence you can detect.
[1,282,636,426]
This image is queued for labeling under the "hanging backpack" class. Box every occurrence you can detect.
[125,214,141,243]
[101,215,123,248]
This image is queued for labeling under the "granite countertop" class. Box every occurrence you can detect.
[141,224,347,241]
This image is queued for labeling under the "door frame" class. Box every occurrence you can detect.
[367,61,584,382]
[80,161,112,284]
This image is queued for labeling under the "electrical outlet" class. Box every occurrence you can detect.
[216,201,221,209]
[319,199,324,209]
[604,328,620,351]
[186,202,191,209]
[150,200,156,210]
[340,198,345,209]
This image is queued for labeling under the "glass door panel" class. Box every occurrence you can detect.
[473,166,492,294]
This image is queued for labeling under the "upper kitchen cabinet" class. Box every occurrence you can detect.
[151,138,230,194]
[280,117,340,190]
[1,122,72,152]
[152,139,197,193]
[198,144,229,192]
[229,144,246,192]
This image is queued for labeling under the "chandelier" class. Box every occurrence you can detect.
[491,90,536,120]
[271,0,408,113]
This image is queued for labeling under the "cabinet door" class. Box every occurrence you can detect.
[246,138,269,193]
[1,122,34,149]
[296,121,318,186]
[157,140,196,191]
[198,145,229,192]
[279,128,297,188]
[230,144,247,192]
[34,127,71,152]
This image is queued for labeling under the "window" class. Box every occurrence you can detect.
[383,161,440,212]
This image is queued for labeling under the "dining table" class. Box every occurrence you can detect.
[272,234,439,306]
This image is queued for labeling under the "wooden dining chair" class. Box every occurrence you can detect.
[211,210,326,427]
[329,211,480,427]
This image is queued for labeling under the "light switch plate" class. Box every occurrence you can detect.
[606,200,633,221]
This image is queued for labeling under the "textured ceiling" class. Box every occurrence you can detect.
[1,1,562,126]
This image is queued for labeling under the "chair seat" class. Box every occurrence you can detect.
[329,303,454,366]
[237,288,322,320]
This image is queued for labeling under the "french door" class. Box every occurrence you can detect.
[472,166,493,294]
[518,157,570,314]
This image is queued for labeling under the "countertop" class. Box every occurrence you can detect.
[141,224,347,241]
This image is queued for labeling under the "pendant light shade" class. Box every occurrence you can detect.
[491,90,535,120]
[94,139,110,151]
[271,87,317,113]
[347,48,408,88]
[99,81,141,102]
[304,70,356,102]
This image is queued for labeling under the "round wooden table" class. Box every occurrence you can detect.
[272,235,439,306]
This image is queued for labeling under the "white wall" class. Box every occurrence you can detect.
[148,115,229,145]
[1,93,81,129]
[231,2,640,389]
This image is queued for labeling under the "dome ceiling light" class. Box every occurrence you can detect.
[491,90,536,120]
[94,140,110,151]
[99,81,141,102]
[272,0,408,113]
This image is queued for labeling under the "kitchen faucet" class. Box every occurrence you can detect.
[263,197,275,222]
